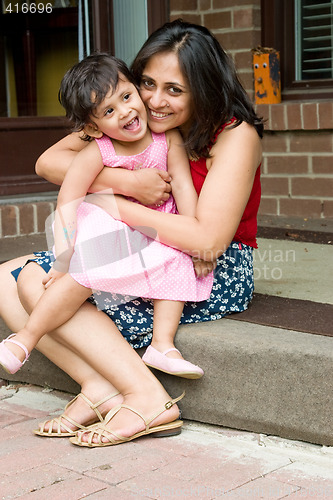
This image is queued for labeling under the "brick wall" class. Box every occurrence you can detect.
[258,102,333,218]
[0,201,56,238]
[171,0,333,220]
[1,0,332,240]
[170,0,261,97]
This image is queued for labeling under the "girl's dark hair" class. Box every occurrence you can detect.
[59,53,136,138]
[131,19,263,158]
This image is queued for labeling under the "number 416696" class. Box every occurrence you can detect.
[5,3,53,13]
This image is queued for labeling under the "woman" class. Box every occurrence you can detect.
[0,20,263,447]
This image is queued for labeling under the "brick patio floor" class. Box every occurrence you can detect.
[1,383,332,500]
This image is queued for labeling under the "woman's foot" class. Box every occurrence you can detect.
[34,391,124,436]
[142,345,204,379]
[70,391,185,447]
[0,334,30,374]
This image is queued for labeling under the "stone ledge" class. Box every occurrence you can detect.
[1,316,332,447]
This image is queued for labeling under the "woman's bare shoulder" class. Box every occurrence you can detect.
[208,121,262,171]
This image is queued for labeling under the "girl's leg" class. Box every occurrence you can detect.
[9,273,92,361]
[10,260,181,441]
[0,258,122,430]
[143,299,204,380]
[151,299,185,359]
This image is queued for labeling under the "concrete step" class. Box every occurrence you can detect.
[0,226,332,447]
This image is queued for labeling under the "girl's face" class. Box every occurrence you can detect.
[139,52,193,135]
[88,77,148,144]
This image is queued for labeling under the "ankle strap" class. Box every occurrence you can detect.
[5,335,29,361]
[162,348,181,356]
[147,391,186,425]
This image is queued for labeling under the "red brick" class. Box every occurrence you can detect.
[290,132,332,153]
[0,466,103,499]
[266,156,309,174]
[262,133,288,153]
[37,202,54,233]
[312,156,333,174]
[286,103,302,130]
[261,177,289,196]
[302,102,318,130]
[258,198,278,216]
[170,0,198,10]
[214,0,260,7]
[1,205,18,236]
[199,0,210,10]
[323,200,333,218]
[270,104,286,130]
[292,177,333,197]
[234,50,253,71]
[204,11,232,30]
[234,7,260,29]
[238,71,254,93]
[256,104,270,128]
[318,101,333,129]
[19,203,35,235]
[280,198,322,218]
[170,13,201,24]
[216,30,260,51]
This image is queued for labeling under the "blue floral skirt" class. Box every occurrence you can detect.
[12,242,254,349]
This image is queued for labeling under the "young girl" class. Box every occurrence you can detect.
[0,53,213,378]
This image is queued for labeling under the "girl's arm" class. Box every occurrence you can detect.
[36,133,171,206]
[165,129,198,216]
[94,122,262,262]
[44,141,104,287]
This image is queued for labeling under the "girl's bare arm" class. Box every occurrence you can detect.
[36,132,171,206]
[165,129,198,217]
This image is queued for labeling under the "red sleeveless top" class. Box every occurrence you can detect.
[190,122,261,249]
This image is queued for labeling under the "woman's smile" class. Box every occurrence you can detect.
[148,108,172,119]
[139,52,192,135]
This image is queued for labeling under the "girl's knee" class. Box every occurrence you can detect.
[17,262,46,312]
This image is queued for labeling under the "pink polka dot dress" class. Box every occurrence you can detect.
[68,132,214,302]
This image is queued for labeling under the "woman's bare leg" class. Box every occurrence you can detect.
[9,273,92,361]
[7,260,181,441]
[0,258,122,430]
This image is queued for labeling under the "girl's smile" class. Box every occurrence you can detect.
[89,78,148,145]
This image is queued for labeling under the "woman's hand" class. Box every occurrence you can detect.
[129,168,172,206]
[192,257,217,278]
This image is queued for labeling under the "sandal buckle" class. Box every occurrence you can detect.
[165,401,173,410]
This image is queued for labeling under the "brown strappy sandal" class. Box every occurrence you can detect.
[33,392,120,437]
[69,391,185,447]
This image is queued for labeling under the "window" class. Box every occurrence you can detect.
[261,0,333,100]
[0,0,91,118]
[0,0,169,196]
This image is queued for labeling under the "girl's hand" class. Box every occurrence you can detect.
[130,168,171,206]
[192,257,217,278]
[42,268,66,289]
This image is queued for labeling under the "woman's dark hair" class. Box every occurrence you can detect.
[59,53,136,139]
[131,19,263,158]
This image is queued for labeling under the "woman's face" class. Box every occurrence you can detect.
[139,52,193,135]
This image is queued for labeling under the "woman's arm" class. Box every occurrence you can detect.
[94,122,262,262]
[36,133,172,206]
[166,129,214,277]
